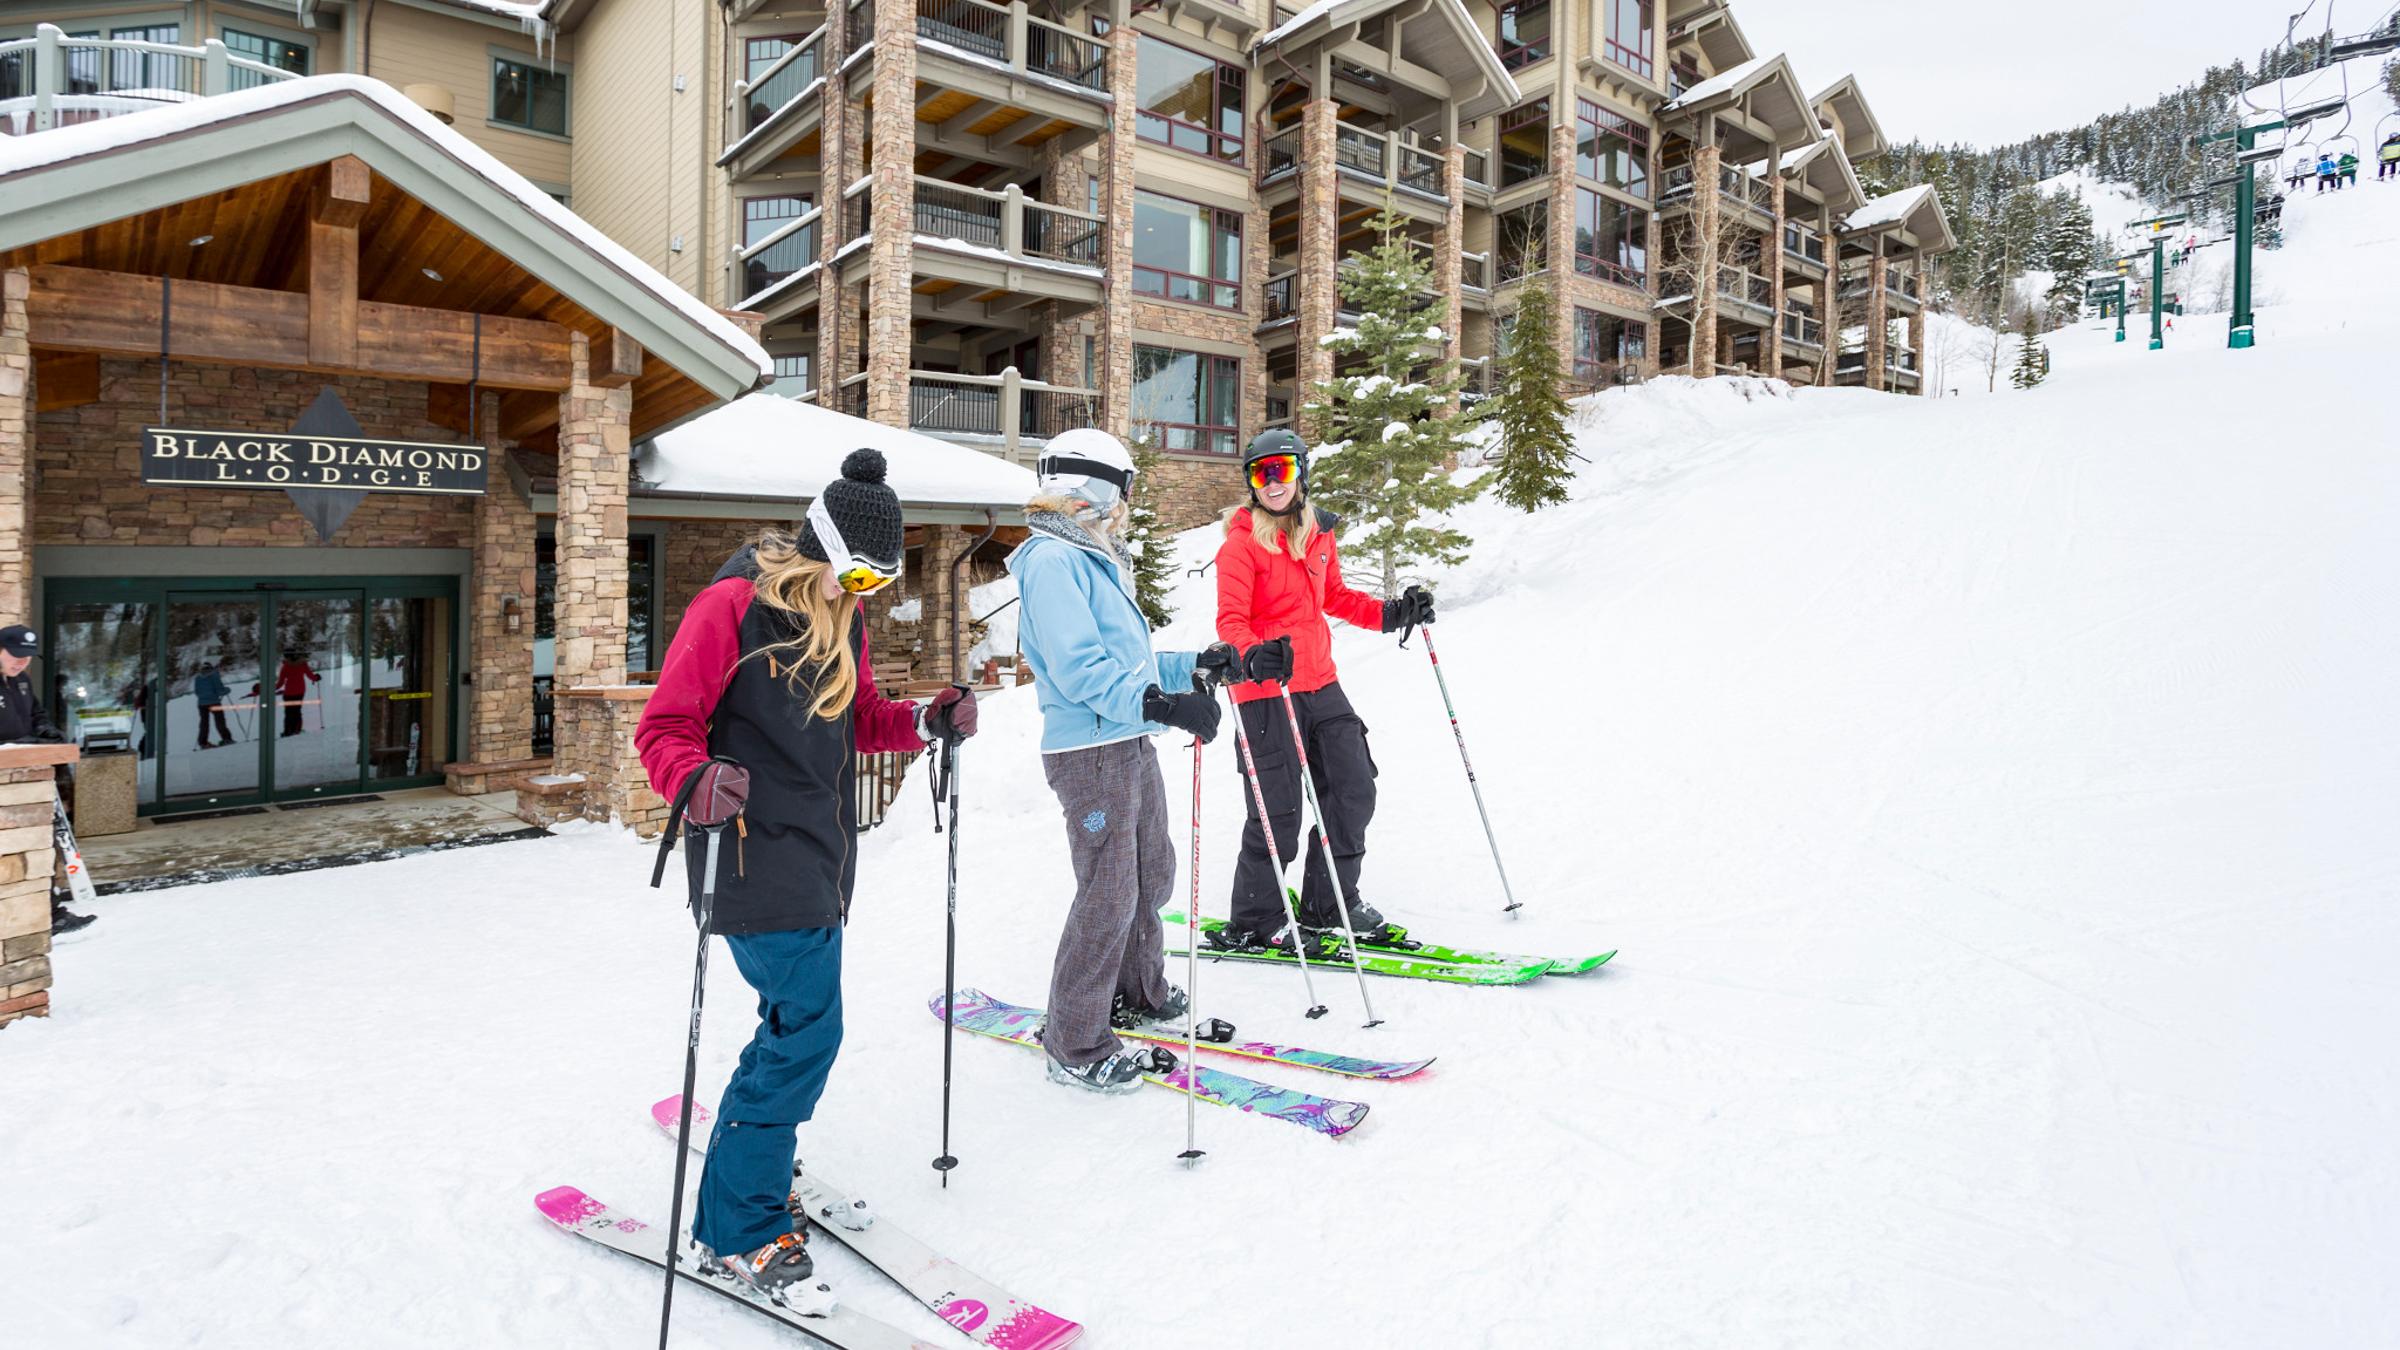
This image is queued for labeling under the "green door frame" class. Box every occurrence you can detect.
[41,571,461,816]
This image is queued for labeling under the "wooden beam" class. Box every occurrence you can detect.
[308,219,359,368]
[314,156,371,228]
[26,265,575,391]
[31,351,100,413]
[593,327,644,388]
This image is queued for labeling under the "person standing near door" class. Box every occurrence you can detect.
[193,662,234,748]
[253,655,321,737]
[0,623,95,934]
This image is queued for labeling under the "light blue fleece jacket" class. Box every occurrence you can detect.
[1006,512,1198,754]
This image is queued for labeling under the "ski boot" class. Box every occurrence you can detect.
[49,902,96,935]
[1110,986,1233,1042]
[1203,923,1290,954]
[1297,892,1414,949]
[788,1158,874,1233]
[697,1230,838,1316]
[1044,1044,1177,1095]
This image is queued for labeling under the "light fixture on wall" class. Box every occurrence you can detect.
[187,235,214,247]
[422,268,445,282]
[503,595,524,633]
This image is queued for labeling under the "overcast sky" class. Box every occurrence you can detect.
[1726,0,2286,148]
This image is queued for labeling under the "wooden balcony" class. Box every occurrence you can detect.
[720,26,827,179]
[0,24,300,135]
[837,365,1100,463]
[1780,221,1829,276]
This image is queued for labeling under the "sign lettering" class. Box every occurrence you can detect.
[141,427,487,497]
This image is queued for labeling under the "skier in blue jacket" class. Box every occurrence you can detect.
[2317,153,2339,192]
[1007,429,1238,1093]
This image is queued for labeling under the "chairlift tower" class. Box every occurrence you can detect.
[2129,212,2187,351]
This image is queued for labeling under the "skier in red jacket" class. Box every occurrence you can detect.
[1209,429,1434,950]
[634,449,977,1306]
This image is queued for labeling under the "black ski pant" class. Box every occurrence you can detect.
[1227,681,1377,935]
[196,703,232,747]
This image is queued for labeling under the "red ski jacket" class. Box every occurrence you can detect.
[637,561,924,932]
[1214,507,1386,705]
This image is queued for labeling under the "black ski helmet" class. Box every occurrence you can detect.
[1243,428,1308,496]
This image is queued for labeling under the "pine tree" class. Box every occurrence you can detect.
[1123,430,1175,629]
[1303,201,1486,594]
[1486,272,1575,512]
[2010,309,2047,390]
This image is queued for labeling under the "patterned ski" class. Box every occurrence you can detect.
[1160,916,1552,986]
[1166,911,1603,979]
[1110,1026,1433,1081]
[650,1096,1084,1348]
[532,1185,941,1350]
[933,989,1369,1138]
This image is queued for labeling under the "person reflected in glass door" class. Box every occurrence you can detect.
[192,662,234,748]
[252,655,321,738]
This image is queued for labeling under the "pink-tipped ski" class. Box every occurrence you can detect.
[651,1095,1083,1348]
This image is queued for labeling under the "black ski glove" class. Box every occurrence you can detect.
[1143,681,1222,743]
[1381,585,1436,633]
[1193,642,1240,689]
[1240,636,1294,684]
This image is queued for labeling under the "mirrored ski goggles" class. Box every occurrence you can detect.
[808,496,901,595]
[1246,454,1301,490]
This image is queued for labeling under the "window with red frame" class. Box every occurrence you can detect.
[1602,0,1654,78]
[1132,191,1242,310]
[1574,307,1646,380]
[1132,345,1240,455]
[1499,99,1549,186]
[1574,188,1647,288]
[1135,34,1244,161]
[1495,0,1551,71]
[1576,100,1650,198]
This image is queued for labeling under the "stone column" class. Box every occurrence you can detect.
[468,392,536,763]
[1295,96,1341,433]
[1037,141,1089,392]
[814,2,853,402]
[0,747,70,1027]
[864,0,919,426]
[0,268,31,623]
[1096,24,1140,440]
[919,525,974,682]
[554,333,632,688]
[1763,176,1786,376]
[1691,141,1723,376]
[1865,248,1889,391]
[1546,123,1578,375]
[1908,307,1927,395]
[1817,219,1838,386]
[1433,144,1467,402]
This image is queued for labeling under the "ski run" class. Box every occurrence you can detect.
[9,130,2400,1350]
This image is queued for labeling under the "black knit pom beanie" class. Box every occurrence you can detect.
[801,448,904,568]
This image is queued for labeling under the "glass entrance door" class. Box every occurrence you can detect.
[269,593,366,799]
[162,596,266,807]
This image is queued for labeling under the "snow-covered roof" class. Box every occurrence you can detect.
[640,395,1038,510]
[1255,0,1520,121]
[0,76,771,387]
[1663,55,1775,111]
[1844,184,1934,232]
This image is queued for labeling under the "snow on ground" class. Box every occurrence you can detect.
[9,175,2400,1350]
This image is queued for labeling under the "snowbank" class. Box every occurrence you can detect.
[640,393,1037,508]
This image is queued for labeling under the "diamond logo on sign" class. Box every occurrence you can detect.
[139,386,486,542]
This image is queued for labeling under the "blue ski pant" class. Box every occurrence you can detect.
[690,925,843,1256]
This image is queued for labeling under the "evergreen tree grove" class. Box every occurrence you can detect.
[1124,431,1176,629]
[1487,272,1576,512]
[1303,201,1486,594]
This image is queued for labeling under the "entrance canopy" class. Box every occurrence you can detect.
[0,75,770,445]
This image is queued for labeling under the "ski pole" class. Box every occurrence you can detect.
[659,821,725,1350]
[1225,688,1329,1019]
[1411,626,1522,917]
[1273,684,1382,1028]
[1178,722,1206,1166]
[932,686,967,1186]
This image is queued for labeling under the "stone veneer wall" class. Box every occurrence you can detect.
[1,269,31,620]
[32,359,477,548]
[0,748,69,1028]
[552,686,668,836]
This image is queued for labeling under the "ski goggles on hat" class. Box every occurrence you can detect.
[808,496,901,594]
[1246,454,1302,490]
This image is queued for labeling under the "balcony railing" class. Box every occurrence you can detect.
[850,0,877,47]
[1463,146,1492,191]
[1,24,299,134]
[735,208,824,305]
[1781,222,1828,267]
[905,367,1100,448]
[1717,265,1774,314]
[1260,126,1300,184]
[1461,250,1492,291]
[1263,272,1296,322]
[1333,126,1446,198]
[733,27,824,138]
[1781,309,1823,348]
[913,177,1103,267]
[1889,272,1921,302]
[1661,163,1773,215]
[916,0,1107,92]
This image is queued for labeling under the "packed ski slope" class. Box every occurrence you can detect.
[9,188,2400,1350]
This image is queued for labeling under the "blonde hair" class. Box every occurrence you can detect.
[1222,494,1317,560]
[741,529,858,721]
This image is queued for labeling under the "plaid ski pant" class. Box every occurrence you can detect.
[1040,738,1175,1067]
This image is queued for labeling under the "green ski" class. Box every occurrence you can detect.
[1165,910,1610,978]
[1164,914,1553,986]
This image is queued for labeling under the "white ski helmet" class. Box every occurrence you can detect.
[1035,428,1137,512]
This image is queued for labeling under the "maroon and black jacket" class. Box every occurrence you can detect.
[635,550,925,933]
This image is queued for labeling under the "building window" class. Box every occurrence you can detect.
[744,194,814,247]
[1132,345,1239,456]
[1602,0,1654,78]
[1496,200,1548,282]
[1575,100,1649,199]
[746,34,805,84]
[492,56,569,137]
[772,353,812,393]
[109,24,181,90]
[1132,191,1241,310]
[1495,0,1550,71]
[1574,308,1646,381]
[1498,99,1549,187]
[1135,34,1243,161]
[222,29,309,88]
[1574,188,1647,287]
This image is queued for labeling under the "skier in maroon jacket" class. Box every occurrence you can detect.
[634,449,977,1305]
